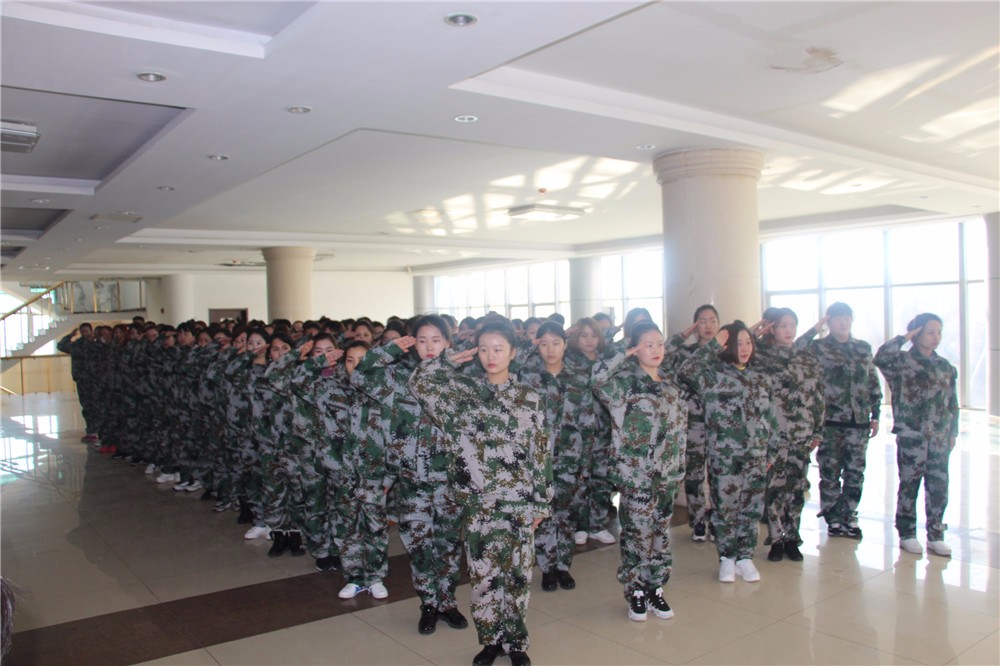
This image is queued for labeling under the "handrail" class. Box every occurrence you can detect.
[0,385,16,396]
[0,282,65,323]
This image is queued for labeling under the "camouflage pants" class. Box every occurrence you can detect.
[298,450,344,560]
[465,500,534,653]
[765,438,811,544]
[683,420,709,526]
[617,482,675,597]
[395,476,463,609]
[895,436,951,541]
[579,430,614,532]
[709,444,767,560]
[535,461,582,573]
[817,426,869,525]
[337,480,389,587]
[76,378,98,435]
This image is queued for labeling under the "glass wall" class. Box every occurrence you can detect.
[433,259,572,322]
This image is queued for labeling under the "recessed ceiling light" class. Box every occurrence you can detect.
[635,144,656,150]
[286,106,312,114]
[76,238,84,242]
[851,183,863,188]
[444,13,477,27]
[137,72,167,83]
[454,115,478,123]
[918,195,930,199]
[207,154,229,161]
[158,185,175,191]
[119,210,138,216]
[31,198,49,204]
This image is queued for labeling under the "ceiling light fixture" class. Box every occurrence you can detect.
[137,72,167,83]
[207,154,229,161]
[636,144,656,150]
[286,106,312,114]
[158,185,175,191]
[31,198,50,204]
[508,204,587,222]
[454,115,478,123]
[444,13,477,27]
[2,120,40,153]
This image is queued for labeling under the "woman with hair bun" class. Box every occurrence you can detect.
[874,313,958,558]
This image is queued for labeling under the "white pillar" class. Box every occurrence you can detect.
[569,256,603,325]
[413,275,435,314]
[653,148,764,333]
[160,274,195,323]
[986,213,999,416]
[262,247,315,322]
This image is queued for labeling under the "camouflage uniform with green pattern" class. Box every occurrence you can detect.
[410,356,552,655]
[874,336,959,541]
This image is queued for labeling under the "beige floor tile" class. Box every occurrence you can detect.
[136,648,222,665]
[785,583,1000,665]
[4,549,141,601]
[948,630,1000,666]
[685,620,922,665]
[206,613,426,665]
[864,556,1000,617]
[13,582,160,631]
[144,559,292,602]
[527,559,630,619]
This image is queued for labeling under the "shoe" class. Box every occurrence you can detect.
[708,524,717,542]
[244,525,269,540]
[647,586,674,619]
[472,644,504,666]
[541,571,557,592]
[418,605,438,634]
[899,538,923,554]
[627,589,647,621]
[287,531,305,556]
[155,472,176,483]
[784,541,804,562]
[237,498,253,524]
[556,570,576,590]
[212,500,230,512]
[267,530,288,557]
[589,530,616,544]
[509,651,531,666]
[368,581,388,599]
[827,522,844,537]
[692,521,707,542]
[144,463,157,475]
[315,555,337,572]
[574,531,588,545]
[200,489,214,501]
[172,481,191,491]
[767,542,784,562]
[927,540,952,557]
[438,607,468,629]
[111,451,127,460]
[185,481,203,492]
[735,559,760,582]
[719,557,736,583]
[842,525,863,539]
[130,458,145,467]
[338,583,365,599]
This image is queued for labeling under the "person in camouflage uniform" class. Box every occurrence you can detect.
[520,322,598,594]
[752,308,825,562]
[57,323,98,441]
[351,316,467,628]
[663,304,720,542]
[410,320,551,666]
[796,302,882,539]
[592,320,686,622]
[678,322,777,584]
[874,313,959,557]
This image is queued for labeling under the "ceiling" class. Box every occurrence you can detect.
[1,1,997,281]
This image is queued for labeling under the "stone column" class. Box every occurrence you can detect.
[160,274,195,323]
[986,213,999,416]
[413,275,435,315]
[652,148,765,333]
[569,256,602,324]
[262,247,315,322]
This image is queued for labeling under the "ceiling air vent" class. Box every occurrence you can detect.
[89,213,143,224]
[1,120,40,153]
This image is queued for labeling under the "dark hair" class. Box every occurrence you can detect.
[569,317,607,354]
[475,320,517,348]
[353,321,375,338]
[623,307,652,337]
[524,317,543,328]
[440,313,457,329]
[381,319,408,339]
[693,304,718,323]
[458,316,478,331]
[718,320,754,366]
[231,324,248,339]
[628,320,662,348]
[79,322,93,331]
[311,332,337,348]
[592,312,612,324]
[907,312,943,332]
[271,331,294,348]
[343,340,371,358]
[826,301,853,318]
[547,312,566,326]
[534,321,566,340]
[763,307,798,326]
[412,315,452,343]
[247,327,270,344]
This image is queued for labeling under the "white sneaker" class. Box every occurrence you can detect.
[244,525,269,540]
[156,472,176,483]
[735,559,760,582]
[338,583,364,599]
[899,538,923,554]
[144,463,157,475]
[589,530,616,544]
[368,581,388,599]
[927,540,952,557]
[172,481,191,491]
[719,557,736,583]
[185,481,203,492]
[574,531,588,545]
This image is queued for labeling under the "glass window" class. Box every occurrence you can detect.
[530,263,555,304]
[450,275,467,309]
[509,305,530,322]
[601,300,623,327]
[556,260,570,304]
[966,281,988,409]
[964,218,987,281]
[533,304,556,319]
[888,222,959,285]
[557,301,570,320]
[822,229,883,287]
[434,277,452,311]
[767,293,820,328]
[825,287,885,348]
[891,284,960,368]
[467,273,485,308]
[764,236,819,291]
[485,269,505,313]
[601,255,623,304]
[507,266,528,305]
[625,297,664,331]
[623,250,663,298]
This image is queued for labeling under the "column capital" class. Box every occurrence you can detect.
[652,147,765,186]
[262,246,316,262]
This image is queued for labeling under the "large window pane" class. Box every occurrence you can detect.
[530,263,555,304]
[888,222,959,284]
[450,275,467,309]
[964,218,987,281]
[623,250,663,298]
[764,236,819,291]
[509,305,530,322]
[625,297,663,331]
[556,261,570,303]
[507,266,528,305]
[533,303,556,318]
[600,299,623,327]
[557,301,570,320]
[434,277,452,311]
[822,229,883,287]
[891,284,960,369]
[825,287,885,348]
[485,270,504,308]
[768,293,820,328]
[966,281,988,409]
[467,273,485,308]
[601,255,623,303]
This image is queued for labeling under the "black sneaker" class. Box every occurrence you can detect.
[509,651,531,666]
[784,541,804,561]
[556,570,576,590]
[646,586,674,619]
[708,524,717,542]
[541,571,557,592]
[129,458,145,467]
[843,524,863,539]
[472,644,504,666]
[692,521,707,542]
[314,555,337,572]
[767,542,784,562]
[418,604,438,634]
[827,522,845,537]
[627,589,647,621]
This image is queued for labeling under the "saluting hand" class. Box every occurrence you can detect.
[812,315,829,334]
[325,349,344,365]
[299,340,314,360]
[715,330,730,348]
[681,323,698,339]
[392,336,417,353]
[448,347,477,365]
[904,326,922,341]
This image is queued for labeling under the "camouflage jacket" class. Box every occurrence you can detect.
[755,338,826,443]
[591,351,687,489]
[519,353,598,465]
[663,332,707,422]
[57,334,91,381]
[874,336,959,440]
[677,340,778,465]
[409,356,553,516]
[796,329,882,426]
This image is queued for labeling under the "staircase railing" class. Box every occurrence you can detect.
[0,282,65,358]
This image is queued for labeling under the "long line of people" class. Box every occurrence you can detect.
[57,300,958,666]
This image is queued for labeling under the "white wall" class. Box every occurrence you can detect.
[145,271,413,324]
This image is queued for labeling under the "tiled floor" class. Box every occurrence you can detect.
[1,392,997,665]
